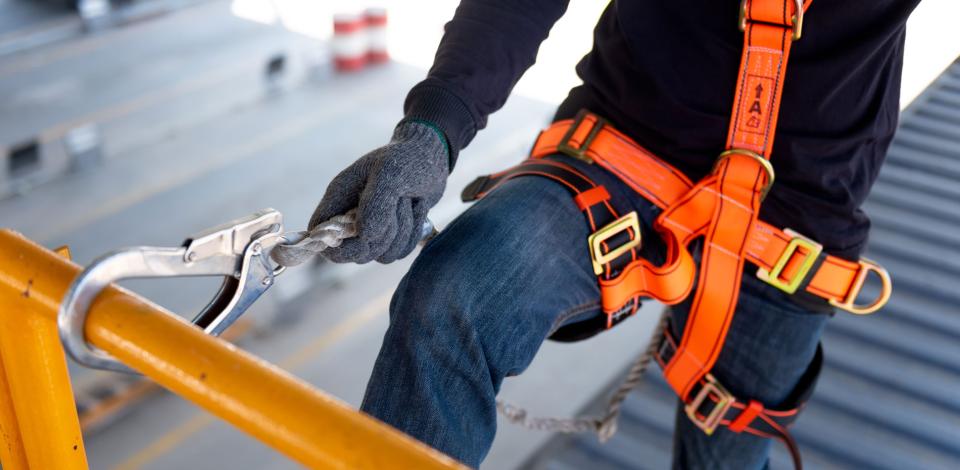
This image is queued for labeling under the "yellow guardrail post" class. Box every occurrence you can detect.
[0,352,30,470]
[0,229,465,470]
[0,245,88,470]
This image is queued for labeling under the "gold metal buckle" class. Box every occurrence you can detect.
[587,212,641,276]
[557,110,607,164]
[715,149,775,201]
[685,374,734,436]
[739,0,804,41]
[757,228,823,295]
[829,258,892,315]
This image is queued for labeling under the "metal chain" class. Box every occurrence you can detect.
[496,307,669,442]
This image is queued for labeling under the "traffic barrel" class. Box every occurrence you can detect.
[332,12,367,72]
[365,7,389,64]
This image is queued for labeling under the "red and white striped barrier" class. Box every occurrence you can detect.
[332,12,367,72]
[365,7,389,64]
[332,7,389,72]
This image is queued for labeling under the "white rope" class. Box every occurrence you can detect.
[270,210,438,267]
[269,210,358,267]
[271,209,667,443]
[496,308,669,442]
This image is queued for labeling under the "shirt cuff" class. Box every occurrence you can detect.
[402,82,478,167]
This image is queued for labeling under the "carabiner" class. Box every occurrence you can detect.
[58,208,290,373]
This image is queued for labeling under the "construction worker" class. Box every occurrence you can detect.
[309,0,915,467]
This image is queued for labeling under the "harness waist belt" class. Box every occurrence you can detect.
[530,113,892,316]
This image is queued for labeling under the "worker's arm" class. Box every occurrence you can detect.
[311,0,570,264]
[404,0,571,164]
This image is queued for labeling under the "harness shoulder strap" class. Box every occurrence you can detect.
[662,0,809,400]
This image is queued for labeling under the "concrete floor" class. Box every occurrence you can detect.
[0,2,658,468]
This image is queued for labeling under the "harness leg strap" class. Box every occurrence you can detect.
[656,322,823,470]
[462,158,644,335]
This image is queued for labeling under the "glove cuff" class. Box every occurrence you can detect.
[392,120,451,174]
[402,84,476,167]
[402,119,450,160]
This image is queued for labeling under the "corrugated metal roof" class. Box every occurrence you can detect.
[524,58,960,470]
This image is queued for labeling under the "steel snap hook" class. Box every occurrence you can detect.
[59,208,438,373]
[58,208,289,373]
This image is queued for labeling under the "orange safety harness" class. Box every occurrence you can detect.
[461,0,893,467]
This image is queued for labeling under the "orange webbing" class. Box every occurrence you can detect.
[726,25,794,157]
[744,227,861,303]
[531,119,861,309]
[662,157,768,397]
[574,186,611,211]
[532,116,693,207]
[664,0,806,399]
[728,400,765,433]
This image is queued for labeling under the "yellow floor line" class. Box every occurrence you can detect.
[279,292,393,371]
[110,291,393,470]
[39,60,250,144]
[111,414,215,470]
[0,1,221,79]
[36,81,392,244]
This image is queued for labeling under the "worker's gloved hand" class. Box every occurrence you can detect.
[309,121,448,264]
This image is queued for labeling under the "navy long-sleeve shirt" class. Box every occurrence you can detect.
[403,0,921,260]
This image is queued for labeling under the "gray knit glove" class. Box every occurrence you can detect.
[308,121,448,264]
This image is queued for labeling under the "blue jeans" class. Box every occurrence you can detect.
[361,155,829,468]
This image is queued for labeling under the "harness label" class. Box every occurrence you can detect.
[738,75,774,135]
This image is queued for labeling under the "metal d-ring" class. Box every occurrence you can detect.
[716,149,775,201]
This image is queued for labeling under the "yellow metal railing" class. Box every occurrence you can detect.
[0,229,465,470]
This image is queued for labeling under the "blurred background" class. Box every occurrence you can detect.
[0,0,958,469]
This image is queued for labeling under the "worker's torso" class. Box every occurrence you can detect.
[557,0,920,259]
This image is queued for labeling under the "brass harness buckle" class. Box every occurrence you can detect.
[685,373,734,436]
[587,211,641,276]
[757,230,892,315]
[739,0,804,41]
[557,111,607,164]
[757,228,823,295]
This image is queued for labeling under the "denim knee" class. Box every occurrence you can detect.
[386,236,478,344]
[383,217,525,383]
[385,177,599,380]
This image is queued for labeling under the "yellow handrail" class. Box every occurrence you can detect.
[0,229,465,470]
